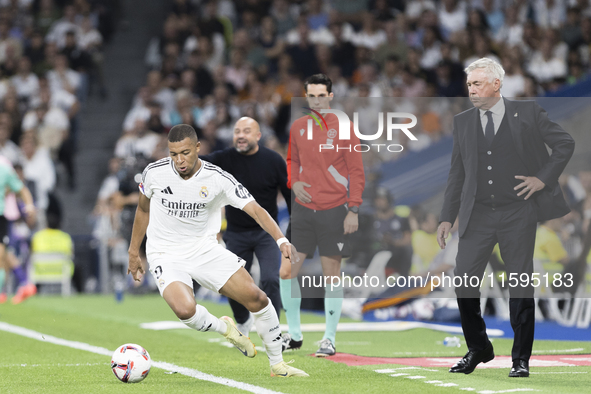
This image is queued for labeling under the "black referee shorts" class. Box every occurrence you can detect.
[291,202,350,259]
[0,215,8,245]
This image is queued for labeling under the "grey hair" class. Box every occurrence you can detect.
[464,57,505,87]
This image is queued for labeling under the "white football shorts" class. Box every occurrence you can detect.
[147,241,246,295]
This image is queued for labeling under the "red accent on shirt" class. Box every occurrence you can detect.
[287,113,365,211]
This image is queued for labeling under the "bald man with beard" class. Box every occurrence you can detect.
[201,117,291,335]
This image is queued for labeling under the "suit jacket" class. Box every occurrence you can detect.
[440,98,575,237]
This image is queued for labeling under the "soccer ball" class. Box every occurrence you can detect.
[111,343,151,383]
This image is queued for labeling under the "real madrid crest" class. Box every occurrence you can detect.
[200,186,208,198]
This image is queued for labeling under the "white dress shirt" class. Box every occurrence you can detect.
[479,96,505,136]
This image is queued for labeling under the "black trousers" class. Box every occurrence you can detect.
[455,201,537,362]
[223,229,282,324]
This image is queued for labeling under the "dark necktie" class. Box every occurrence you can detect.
[485,110,495,145]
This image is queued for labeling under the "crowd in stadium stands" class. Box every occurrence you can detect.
[0,0,116,302]
[93,0,591,308]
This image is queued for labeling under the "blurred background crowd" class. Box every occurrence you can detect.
[0,0,590,325]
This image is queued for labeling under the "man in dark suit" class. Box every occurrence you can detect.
[437,58,575,378]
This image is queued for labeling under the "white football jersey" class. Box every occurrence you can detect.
[139,157,255,258]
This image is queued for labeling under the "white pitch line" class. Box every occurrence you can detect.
[375,368,398,373]
[0,362,108,368]
[530,372,588,374]
[0,322,284,394]
[532,348,584,354]
[477,389,538,393]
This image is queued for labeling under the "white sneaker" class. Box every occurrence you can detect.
[221,316,257,358]
[270,360,309,377]
[315,338,335,357]
[236,313,254,336]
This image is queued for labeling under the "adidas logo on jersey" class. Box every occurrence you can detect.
[162,186,174,194]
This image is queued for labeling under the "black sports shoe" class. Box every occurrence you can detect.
[281,333,303,352]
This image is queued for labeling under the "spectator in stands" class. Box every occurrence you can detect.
[271,0,296,37]
[11,56,39,102]
[1,96,23,144]
[500,56,526,98]
[47,54,81,96]
[114,118,162,160]
[307,0,329,31]
[482,0,504,37]
[225,48,250,92]
[438,0,467,40]
[0,122,22,165]
[200,119,225,155]
[463,34,500,68]
[78,14,105,97]
[371,0,396,26]
[466,8,490,37]
[62,30,93,74]
[22,101,69,155]
[327,22,356,79]
[146,100,169,135]
[259,16,285,75]
[93,156,121,217]
[435,60,465,97]
[197,34,226,73]
[198,83,239,129]
[533,0,566,30]
[143,70,175,114]
[286,19,320,77]
[46,4,81,50]
[420,26,443,70]
[400,66,426,97]
[527,37,568,85]
[375,19,408,68]
[0,20,22,65]
[494,4,523,47]
[19,132,55,214]
[33,76,80,125]
[351,13,387,50]
[169,88,201,127]
[35,0,61,36]
[562,7,582,49]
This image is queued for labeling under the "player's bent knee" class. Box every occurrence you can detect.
[172,302,197,321]
[244,287,268,312]
[279,265,290,280]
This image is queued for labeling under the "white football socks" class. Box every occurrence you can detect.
[253,299,283,365]
[180,304,227,335]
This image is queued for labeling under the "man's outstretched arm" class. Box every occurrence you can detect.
[242,200,299,263]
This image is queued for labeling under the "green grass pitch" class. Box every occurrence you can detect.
[1,294,590,393]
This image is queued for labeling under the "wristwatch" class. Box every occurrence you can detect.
[348,205,359,214]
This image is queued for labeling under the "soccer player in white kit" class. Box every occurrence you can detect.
[127,124,308,377]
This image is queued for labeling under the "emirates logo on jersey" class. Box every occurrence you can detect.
[200,186,208,198]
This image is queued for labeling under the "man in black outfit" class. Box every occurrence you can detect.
[437,58,575,378]
[202,117,290,335]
